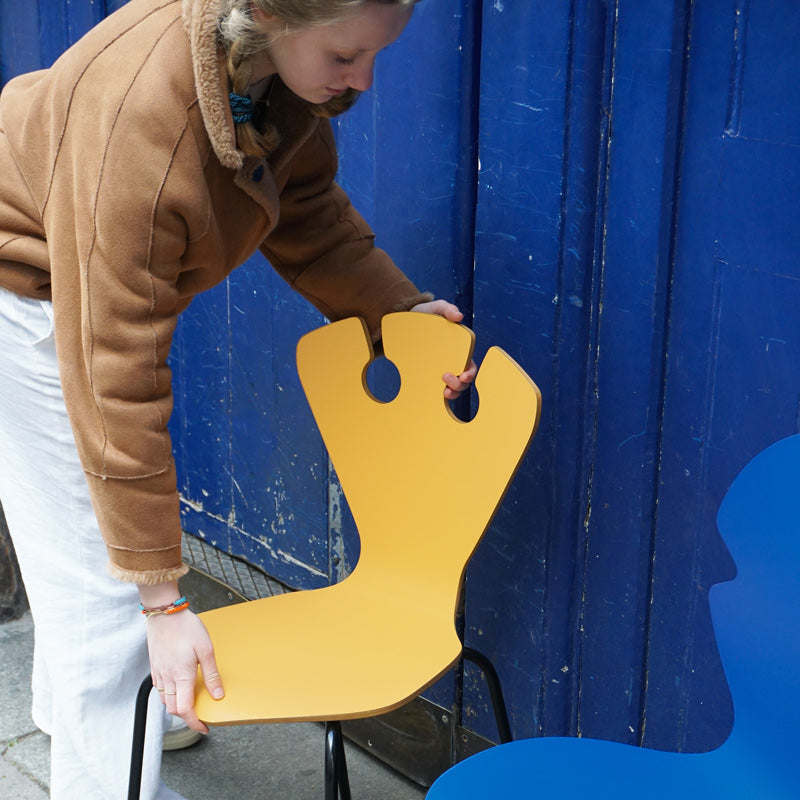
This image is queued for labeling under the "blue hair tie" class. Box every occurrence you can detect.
[229,92,255,124]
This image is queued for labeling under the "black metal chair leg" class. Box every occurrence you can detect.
[324,721,351,800]
[128,675,153,800]
[335,722,351,800]
[462,647,513,743]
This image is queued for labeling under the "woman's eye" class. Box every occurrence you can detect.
[335,55,355,66]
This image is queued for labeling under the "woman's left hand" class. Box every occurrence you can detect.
[411,299,478,400]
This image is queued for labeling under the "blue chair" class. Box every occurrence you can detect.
[426,434,800,799]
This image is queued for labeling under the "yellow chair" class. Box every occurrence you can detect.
[128,312,541,799]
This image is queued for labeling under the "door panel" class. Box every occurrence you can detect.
[466,0,579,741]
[2,0,799,759]
[646,0,800,751]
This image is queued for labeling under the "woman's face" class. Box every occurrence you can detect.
[252,3,414,103]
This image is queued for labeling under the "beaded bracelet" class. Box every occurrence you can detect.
[139,596,189,618]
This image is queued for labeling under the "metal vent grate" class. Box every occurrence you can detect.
[181,531,289,600]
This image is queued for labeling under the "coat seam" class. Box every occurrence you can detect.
[106,543,181,553]
[84,464,171,480]
[83,16,185,476]
[184,99,214,244]
[42,1,182,218]
[144,118,191,431]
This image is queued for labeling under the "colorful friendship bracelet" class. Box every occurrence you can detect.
[139,596,189,618]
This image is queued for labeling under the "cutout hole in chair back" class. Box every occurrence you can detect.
[364,355,401,404]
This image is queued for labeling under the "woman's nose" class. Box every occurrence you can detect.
[346,60,374,92]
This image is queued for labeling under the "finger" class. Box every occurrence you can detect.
[432,300,464,322]
[193,630,225,701]
[443,370,474,390]
[155,672,171,706]
[412,299,464,322]
[451,372,475,388]
[443,383,466,400]
[444,386,469,400]
[175,679,208,735]
[442,372,461,391]
[461,359,478,382]
[162,685,178,716]
[199,654,225,701]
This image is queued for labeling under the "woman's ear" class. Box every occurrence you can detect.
[249,4,275,29]
[250,5,286,41]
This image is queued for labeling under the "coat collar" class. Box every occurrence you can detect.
[181,0,318,173]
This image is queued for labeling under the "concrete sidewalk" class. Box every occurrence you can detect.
[0,613,426,799]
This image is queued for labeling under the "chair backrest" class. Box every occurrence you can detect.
[423,433,800,800]
[296,313,541,612]
[713,433,800,771]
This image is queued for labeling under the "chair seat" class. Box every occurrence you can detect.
[425,735,799,799]
[195,573,463,724]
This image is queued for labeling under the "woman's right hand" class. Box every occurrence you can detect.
[139,583,224,734]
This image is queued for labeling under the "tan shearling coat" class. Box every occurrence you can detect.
[0,0,428,583]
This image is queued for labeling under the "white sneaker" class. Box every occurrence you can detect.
[162,714,203,751]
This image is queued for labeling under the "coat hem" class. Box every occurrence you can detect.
[107,561,189,585]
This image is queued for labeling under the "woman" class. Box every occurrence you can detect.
[0,0,474,796]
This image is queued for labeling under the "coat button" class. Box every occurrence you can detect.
[252,165,264,183]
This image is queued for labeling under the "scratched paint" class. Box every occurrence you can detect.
[7,0,799,760]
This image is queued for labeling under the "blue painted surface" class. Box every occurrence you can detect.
[467,0,579,742]
[3,0,800,768]
[644,0,800,753]
[425,434,800,799]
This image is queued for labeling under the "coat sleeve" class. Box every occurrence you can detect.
[45,117,196,585]
[259,119,431,341]
[36,64,207,585]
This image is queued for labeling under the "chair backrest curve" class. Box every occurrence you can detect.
[712,433,800,770]
[296,313,542,604]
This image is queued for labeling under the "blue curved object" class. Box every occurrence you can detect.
[427,434,800,799]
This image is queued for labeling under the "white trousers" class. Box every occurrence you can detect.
[0,288,184,800]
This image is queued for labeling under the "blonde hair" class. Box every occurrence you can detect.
[218,0,419,157]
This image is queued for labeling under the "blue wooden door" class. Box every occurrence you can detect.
[458,0,799,751]
[459,0,800,752]
[2,0,798,759]
[643,0,800,750]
